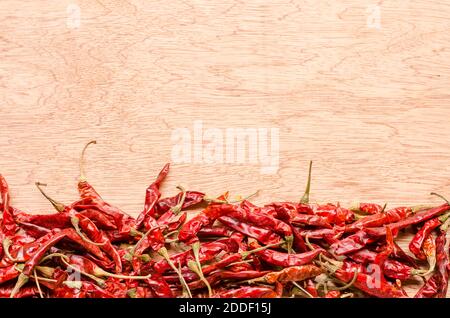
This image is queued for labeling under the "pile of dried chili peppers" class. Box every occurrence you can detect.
[1,141,449,298]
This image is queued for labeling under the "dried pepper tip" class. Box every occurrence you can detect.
[79,140,97,182]
[430,192,450,205]
[70,216,107,246]
[300,160,313,204]
[10,273,29,298]
[158,247,192,298]
[34,182,66,212]
[190,241,212,297]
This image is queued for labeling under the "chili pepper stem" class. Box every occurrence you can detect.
[188,260,212,297]
[59,256,106,286]
[300,161,312,204]
[286,235,294,254]
[170,185,187,215]
[70,216,106,246]
[190,241,212,297]
[34,182,65,212]
[79,140,97,182]
[10,273,29,298]
[34,270,44,298]
[158,247,192,298]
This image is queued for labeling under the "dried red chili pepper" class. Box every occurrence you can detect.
[248,241,322,267]
[346,206,413,232]
[247,264,323,284]
[197,226,234,238]
[364,204,450,237]
[135,163,170,228]
[156,191,205,216]
[0,175,17,236]
[330,230,375,255]
[409,218,442,260]
[218,216,283,245]
[351,203,383,215]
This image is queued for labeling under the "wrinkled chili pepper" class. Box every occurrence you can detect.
[330,230,375,255]
[351,203,383,215]
[409,218,442,260]
[219,216,282,245]
[364,204,450,237]
[0,175,17,236]
[248,241,322,267]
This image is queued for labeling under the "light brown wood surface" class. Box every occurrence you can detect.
[1,0,450,297]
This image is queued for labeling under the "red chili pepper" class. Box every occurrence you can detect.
[346,207,412,232]
[0,175,17,236]
[156,191,205,216]
[329,261,407,298]
[290,214,333,229]
[0,264,22,284]
[351,203,383,215]
[305,279,318,297]
[197,226,234,238]
[349,249,415,280]
[414,230,448,298]
[310,203,354,225]
[1,285,39,298]
[325,290,341,298]
[364,204,450,237]
[178,203,230,243]
[188,270,269,290]
[219,216,282,245]
[249,265,323,284]
[135,163,170,228]
[409,218,441,260]
[248,241,322,267]
[330,230,375,255]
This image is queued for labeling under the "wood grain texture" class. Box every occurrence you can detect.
[1,0,450,297]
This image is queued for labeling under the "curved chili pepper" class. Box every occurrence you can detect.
[0,264,22,284]
[409,218,441,260]
[156,191,205,216]
[249,264,322,284]
[248,241,322,267]
[197,226,234,238]
[178,204,230,243]
[364,204,450,237]
[0,175,17,236]
[351,203,383,215]
[135,163,170,228]
[219,216,282,245]
[346,207,412,232]
[330,230,375,255]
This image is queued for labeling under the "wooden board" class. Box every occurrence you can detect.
[1,0,450,297]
